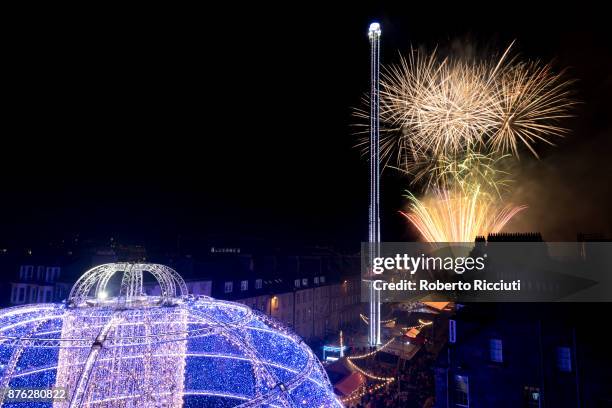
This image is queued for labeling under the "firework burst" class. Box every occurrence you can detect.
[380,50,498,159]
[359,42,575,174]
[355,42,573,242]
[490,61,576,157]
[401,187,526,242]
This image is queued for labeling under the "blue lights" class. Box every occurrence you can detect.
[0,297,342,407]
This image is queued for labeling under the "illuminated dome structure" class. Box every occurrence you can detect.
[0,263,342,407]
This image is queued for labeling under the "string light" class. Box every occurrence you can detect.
[347,337,396,360]
[346,358,396,382]
[341,319,434,404]
[340,378,395,404]
[360,313,396,325]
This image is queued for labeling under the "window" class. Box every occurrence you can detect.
[224,281,233,293]
[454,375,469,407]
[314,276,319,284]
[320,276,325,283]
[294,279,300,288]
[18,287,26,303]
[240,280,248,291]
[490,339,503,363]
[523,386,541,408]
[43,288,53,303]
[255,279,263,289]
[37,266,45,280]
[557,347,572,372]
[20,265,34,280]
[449,320,457,343]
[302,278,308,286]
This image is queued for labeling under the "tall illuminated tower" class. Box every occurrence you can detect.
[368,22,382,346]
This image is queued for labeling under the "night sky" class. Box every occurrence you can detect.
[3,5,611,251]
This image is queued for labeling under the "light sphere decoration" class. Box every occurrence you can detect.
[0,263,342,407]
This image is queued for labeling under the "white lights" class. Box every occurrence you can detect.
[368,22,381,38]
[368,20,382,346]
[0,263,341,407]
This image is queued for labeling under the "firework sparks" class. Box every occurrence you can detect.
[491,61,576,157]
[401,187,526,242]
[380,51,498,159]
[362,43,574,172]
[394,149,513,195]
[356,42,572,242]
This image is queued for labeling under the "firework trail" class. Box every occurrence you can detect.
[400,151,522,242]
[401,187,527,242]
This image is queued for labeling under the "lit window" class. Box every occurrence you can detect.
[320,276,325,283]
[302,278,308,286]
[240,280,248,291]
[224,281,233,293]
[454,375,469,407]
[449,320,457,343]
[314,277,319,284]
[255,279,262,289]
[294,279,300,288]
[557,347,572,372]
[490,339,503,363]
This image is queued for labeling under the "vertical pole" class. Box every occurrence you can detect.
[368,22,382,347]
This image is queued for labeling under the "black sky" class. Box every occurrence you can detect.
[3,4,611,251]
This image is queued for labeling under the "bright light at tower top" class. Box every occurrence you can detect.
[368,22,381,38]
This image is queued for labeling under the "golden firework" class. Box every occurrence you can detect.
[365,42,574,170]
[401,187,526,242]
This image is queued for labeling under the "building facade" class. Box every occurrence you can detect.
[435,303,612,407]
[9,264,69,305]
